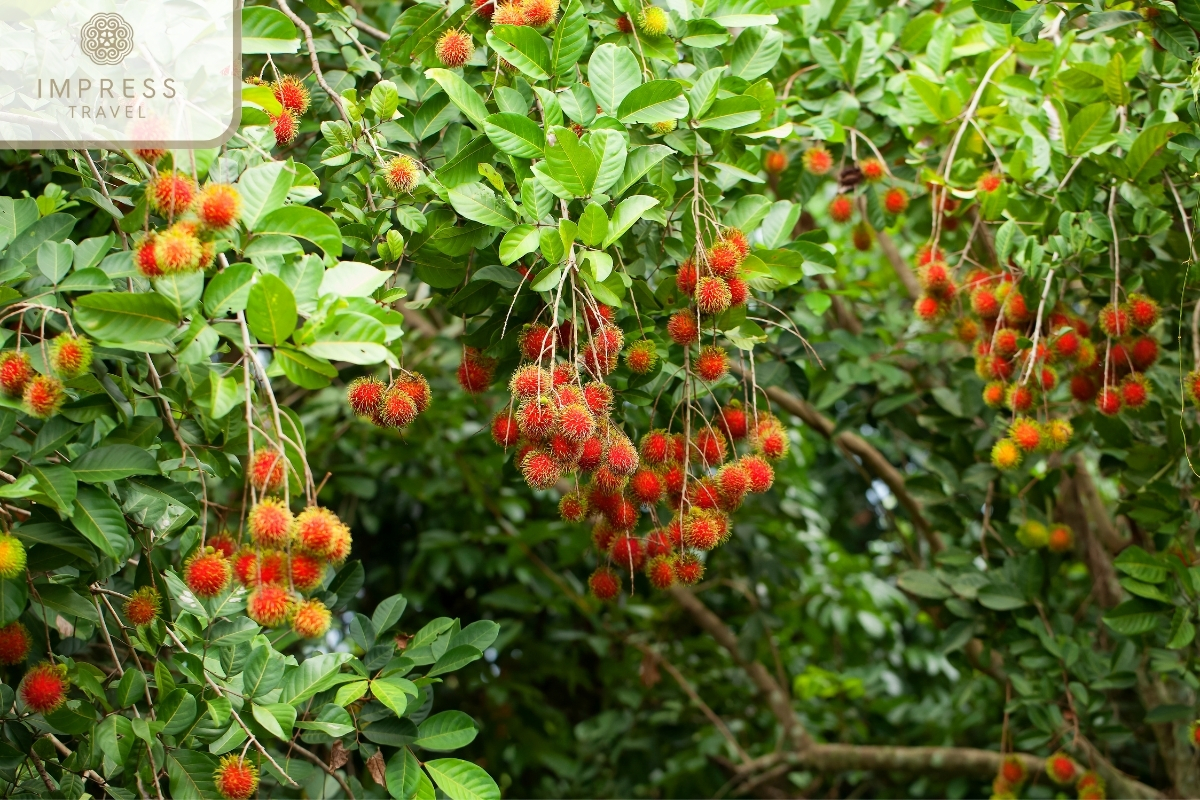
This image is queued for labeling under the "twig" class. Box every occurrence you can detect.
[288,742,355,798]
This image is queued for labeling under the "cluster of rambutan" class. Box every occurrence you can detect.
[670,228,752,336]
[133,175,241,278]
[0,333,95,419]
[181,499,350,639]
[1014,520,1074,553]
[345,372,432,430]
[481,0,560,28]
[268,74,310,147]
[787,150,911,251]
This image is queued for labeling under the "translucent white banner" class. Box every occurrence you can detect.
[0,0,240,148]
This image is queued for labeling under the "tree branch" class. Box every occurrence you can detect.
[288,742,355,798]
[872,227,921,300]
[1070,454,1127,553]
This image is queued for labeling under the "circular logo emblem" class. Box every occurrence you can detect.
[80,13,134,66]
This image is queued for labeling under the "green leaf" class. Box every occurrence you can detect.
[243,645,286,699]
[167,751,219,800]
[276,347,337,390]
[37,241,73,283]
[387,747,425,800]
[57,268,114,293]
[372,593,408,633]
[415,711,479,752]
[72,485,127,559]
[158,688,198,735]
[0,578,27,626]
[589,130,628,195]
[499,225,540,265]
[697,96,762,130]
[448,184,518,227]
[255,206,343,258]
[1105,53,1130,107]
[603,195,659,248]
[305,312,390,365]
[487,26,551,81]
[372,80,401,120]
[552,0,589,76]
[424,758,501,800]
[242,6,300,53]
[972,0,1017,22]
[450,620,501,651]
[203,263,256,317]
[73,292,180,344]
[577,203,609,247]
[1064,102,1116,156]
[1153,17,1198,60]
[437,135,497,188]
[116,667,146,707]
[1167,607,1195,649]
[483,113,546,158]
[588,44,642,117]
[247,273,298,345]
[154,271,204,315]
[1113,545,1169,583]
[610,145,672,197]
[897,570,952,599]
[730,27,783,80]
[71,445,158,483]
[27,464,76,512]
[280,652,353,706]
[617,80,688,124]
[426,644,483,677]
[425,69,490,129]
[373,675,413,716]
[976,583,1028,610]
[544,127,599,197]
[237,161,293,229]
[252,702,296,740]
[319,262,394,298]
[1126,122,1188,181]
[36,583,99,622]
[1103,599,1161,635]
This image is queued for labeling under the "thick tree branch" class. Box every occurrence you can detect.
[751,380,943,553]
[873,228,921,300]
[1071,454,1127,553]
[668,586,812,751]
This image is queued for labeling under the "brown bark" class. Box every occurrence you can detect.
[1055,468,1122,608]
[1136,672,1200,799]
[1071,454,1128,553]
[668,586,812,751]
[756,383,944,553]
[874,228,922,299]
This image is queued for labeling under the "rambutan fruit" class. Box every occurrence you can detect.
[521,449,561,490]
[582,381,614,417]
[606,436,640,476]
[1047,524,1074,553]
[1006,384,1035,413]
[457,348,496,393]
[692,426,728,466]
[662,463,685,498]
[852,223,873,251]
[1096,386,1122,416]
[989,356,1015,381]
[19,662,68,715]
[134,147,166,164]
[990,438,1022,471]
[1009,418,1042,453]
[1098,303,1130,338]
[591,518,619,553]
[716,463,749,501]
[1127,293,1159,329]
[723,228,750,259]
[637,5,668,34]
[675,259,699,296]
[982,381,1007,408]
[1120,373,1150,409]
[518,323,556,362]
[347,376,386,417]
[683,510,721,550]
[753,424,788,461]
[828,195,853,223]
[289,552,326,592]
[994,328,1019,358]
[327,526,352,564]
[272,74,311,115]
[727,277,749,307]
[610,533,645,569]
[559,492,588,523]
[491,411,520,447]
[148,170,196,216]
[1070,373,1098,403]
[0,622,31,664]
[914,295,942,322]
[0,535,26,580]
[1002,292,1030,326]
[49,334,93,379]
[629,469,663,505]
[510,364,552,399]
[184,550,231,598]
[695,276,732,316]
[977,173,1002,193]
[616,13,633,31]
[256,550,289,586]
[606,495,639,530]
[395,372,431,413]
[0,351,31,396]
[547,430,583,465]
[232,549,259,586]
[707,241,742,278]
[1131,336,1158,370]
[123,587,161,627]
[523,0,560,25]
[1045,753,1078,785]
[377,386,418,428]
[971,288,1000,319]
[383,155,420,194]
[578,436,605,471]
[155,224,203,272]
[291,598,332,638]
[802,147,832,175]
[21,375,63,419]
[1077,772,1105,800]
[1016,520,1048,548]
[1038,366,1058,392]
[859,157,885,182]
[1053,330,1079,360]
[717,405,748,440]
[741,455,774,493]
[271,110,299,146]
[248,498,294,548]
[674,553,704,585]
[639,430,672,465]
[214,755,259,800]
[295,506,343,557]
[493,1,527,23]
[1042,418,1073,451]
[689,477,720,510]
[694,345,729,382]
[517,396,558,440]
[646,555,676,589]
[134,233,162,278]
[588,567,620,601]
[436,29,475,67]
[557,404,596,443]
[883,187,909,215]
[624,339,659,375]
[999,756,1026,787]
[196,183,241,230]
[667,310,700,345]
[247,584,294,627]
[249,448,286,493]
